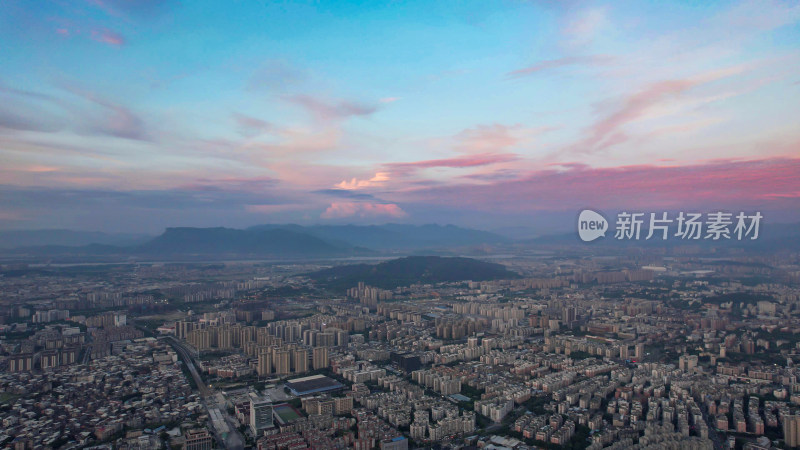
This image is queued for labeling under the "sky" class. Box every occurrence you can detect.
[0,0,799,234]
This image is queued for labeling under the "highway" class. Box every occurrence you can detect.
[81,345,92,365]
[163,336,245,450]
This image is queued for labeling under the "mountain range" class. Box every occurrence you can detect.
[0,224,509,261]
[2,221,798,262]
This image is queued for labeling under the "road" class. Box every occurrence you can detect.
[702,409,726,450]
[163,336,245,450]
[81,345,92,365]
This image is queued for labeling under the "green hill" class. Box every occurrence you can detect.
[307,255,520,291]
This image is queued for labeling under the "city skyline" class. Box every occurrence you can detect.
[1,0,800,233]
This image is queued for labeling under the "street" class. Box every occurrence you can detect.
[163,336,245,450]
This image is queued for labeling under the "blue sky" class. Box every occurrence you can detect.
[1,0,799,233]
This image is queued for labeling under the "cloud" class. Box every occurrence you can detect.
[334,172,389,190]
[563,7,609,47]
[0,108,62,133]
[0,81,59,102]
[247,60,307,92]
[180,176,277,192]
[47,19,127,47]
[385,153,519,176]
[245,204,306,214]
[90,28,125,46]
[62,85,150,140]
[247,126,343,157]
[453,123,546,153]
[507,55,613,78]
[0,182,309,232]
[284,94,379,121]
[88,0,172,18]
[396,157,800,213]
[232,112,273,137]
[312,189,378,200]
[568,67,745,154]
[459,169,520,182]
[321,202,407,219]
[719,0,800,34]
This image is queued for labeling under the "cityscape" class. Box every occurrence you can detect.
[2,0,800,449]
[2,241,800,450]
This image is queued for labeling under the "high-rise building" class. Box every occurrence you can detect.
[8,353,33,372]
[293,348,309,374]
[679,354,698,372]
[274,350,292,376]
[335,330,349,347]
[257,351,273,376]
[184,428,213,450]
[313,346,329,370]
[316,332,336,348]
[249,393,274,435]
[635,343,645,359]
[348,282,392,310]
[303,329,318,346]
[562,306,576,325]
[784,415,800,448]
[40,350,59,369]
[334,396,354,415]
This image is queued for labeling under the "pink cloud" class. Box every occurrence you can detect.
[563,7,609,48]
[568,67,745,154]
[284,94,378,121]
[181,176,277,192]
[395,157,800,212]
[87,0,171,19]
[23,165,60,173]
[245,204,306,214]
[232,112,272,137]
[507,55,613,78]
[249,126,343,157]
[90,28,125,46]
[335,172,389,190]
[62,85,148,140]
[585,79,698,151]
[454,124,521,153]
[321,202,407,219]
[0,210,26,221]
[385,153,519,176]
[61,83,152,141]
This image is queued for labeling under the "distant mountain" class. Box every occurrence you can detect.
[134,227,354,257]
[307,255,520,291]
[0,229,151,249]
[0,227,361,260]
[247,223,509,250]
[0,223,508,261]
